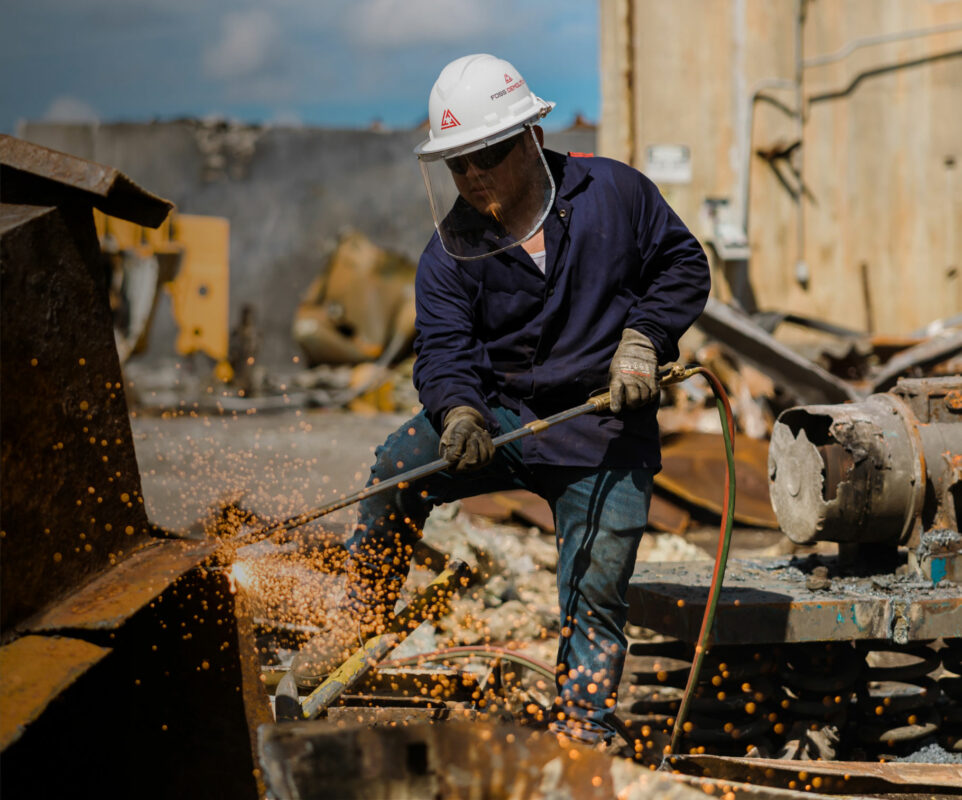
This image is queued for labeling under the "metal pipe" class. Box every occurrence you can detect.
[803,20,962,69]
[794,0,808,288]
[741,78,796,236]
[230,392,614,549]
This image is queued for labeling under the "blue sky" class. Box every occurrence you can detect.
[0,0,599,135]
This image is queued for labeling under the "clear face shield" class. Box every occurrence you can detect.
[418,127,556,261]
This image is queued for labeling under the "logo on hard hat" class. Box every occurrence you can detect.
[440,109,460,130]
[489,78,526,102]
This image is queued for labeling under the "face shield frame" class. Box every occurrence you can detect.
[417,125,557,262]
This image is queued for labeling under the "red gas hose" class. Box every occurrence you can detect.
[663,366,737,756]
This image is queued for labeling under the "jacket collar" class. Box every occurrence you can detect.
[464,150,592,274]
[544,149,593,212]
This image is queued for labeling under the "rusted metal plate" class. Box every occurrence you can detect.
[459,493,517,522]
[0,135,172,227]
[648,492,692,535]
[461,490,557,532]
[462,488,692,535]
[0,635,110,749]
[656,432,778,528]
[2,567,262,799]
[628,558,962,644]
[258,720,706,800]
[0,202,49,235]
[510,491,556,532]
[29,539,215,632]
[1,203,154,630]
[668,754,962,794]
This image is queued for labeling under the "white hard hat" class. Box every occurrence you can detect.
[415,54,554,158]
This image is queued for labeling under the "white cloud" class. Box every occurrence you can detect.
[204,9,281,80]
[42,95,99,122]
[345,0,498,47]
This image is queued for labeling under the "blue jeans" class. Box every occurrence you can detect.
[345,407,653,743]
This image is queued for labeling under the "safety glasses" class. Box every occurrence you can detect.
[445,135,520,175]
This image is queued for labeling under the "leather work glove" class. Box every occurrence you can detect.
[439,406,495,471]
[608,329,659,414]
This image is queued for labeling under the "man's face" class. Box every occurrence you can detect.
[446,132,532,222]
[420,124,552,257]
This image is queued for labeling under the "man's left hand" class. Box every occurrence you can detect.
[608,329,659,413]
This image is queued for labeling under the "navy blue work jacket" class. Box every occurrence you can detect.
[412,149,710,469]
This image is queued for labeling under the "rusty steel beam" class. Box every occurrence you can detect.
[258,720,707,800]
[668,754,962,795]
[262,665,480,701]
[0,135,172,227]
[289,559,471,720]
[2,565,264,799]
[628,558,962,644]
[1,202,155,631]
[1,141,269,798]
[30,539,216,632]
[0,635,111,750]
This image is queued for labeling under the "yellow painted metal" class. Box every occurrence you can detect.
[167,214,230,361]
[93,209,230,362]
[213,359,235,384]
[0,635,111,750]
[347,363,395,412]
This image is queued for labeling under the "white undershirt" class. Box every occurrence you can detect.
[529,249,547,274]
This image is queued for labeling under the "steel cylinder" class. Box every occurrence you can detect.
[767,379,962,549]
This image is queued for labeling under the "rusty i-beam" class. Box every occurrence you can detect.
[0,136,270,800]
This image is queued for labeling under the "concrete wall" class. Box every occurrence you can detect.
[600,0,962,336]
[17,121,595,365]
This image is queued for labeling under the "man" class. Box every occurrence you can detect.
[293,54,710,745]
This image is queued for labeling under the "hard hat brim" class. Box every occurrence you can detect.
[415,100,555,160]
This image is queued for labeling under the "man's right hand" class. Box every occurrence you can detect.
[439,406,494,471]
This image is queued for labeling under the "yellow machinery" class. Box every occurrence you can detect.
[94,209,230,372]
